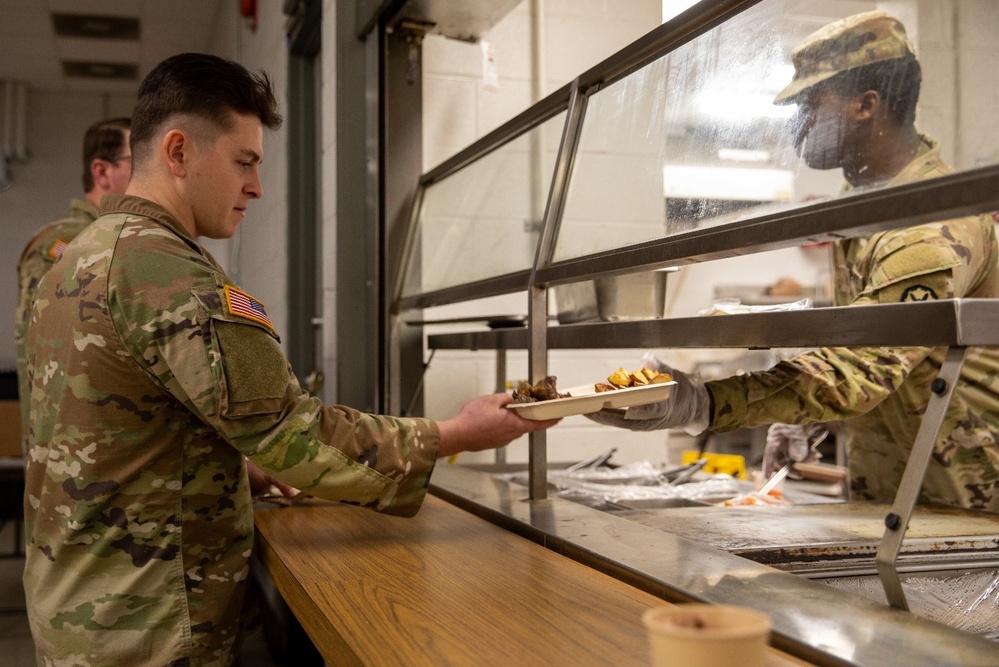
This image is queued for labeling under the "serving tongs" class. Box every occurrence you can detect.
[563,448,618,473]
[660,458,708,485]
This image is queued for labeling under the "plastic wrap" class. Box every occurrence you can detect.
[543,461,741,505]
[825,570,999,640]
[698,297,813,316]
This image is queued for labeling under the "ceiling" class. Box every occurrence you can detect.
[0,0,878,97]
[0,0,226,95]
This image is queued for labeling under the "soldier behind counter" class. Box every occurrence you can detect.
[14,117,131,453]
[22,53,558,666]
[589,11,999,512]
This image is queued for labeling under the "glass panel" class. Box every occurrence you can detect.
[554,0,999,263]
[401,111,566,297]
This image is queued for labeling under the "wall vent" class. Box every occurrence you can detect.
[52,13,140,40]
[62,61,138,80]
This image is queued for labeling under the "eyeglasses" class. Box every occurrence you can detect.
[103,154,131,165]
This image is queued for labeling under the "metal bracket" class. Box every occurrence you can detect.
[392,19,436,86]
[876,345,968,609]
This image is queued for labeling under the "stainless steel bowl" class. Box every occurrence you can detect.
[554,268,677,323]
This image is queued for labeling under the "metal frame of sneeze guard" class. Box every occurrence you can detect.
[393,0,999,623]
[526,80,588,501]
[876,346,970,610]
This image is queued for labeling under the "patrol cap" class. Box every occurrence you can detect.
[774,11,916,105]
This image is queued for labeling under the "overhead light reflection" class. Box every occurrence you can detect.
[718,148,772,163]
[696,90,796,121]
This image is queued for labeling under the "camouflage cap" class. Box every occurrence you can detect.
[774,11,916,105]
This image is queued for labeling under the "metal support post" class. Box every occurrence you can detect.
[876,345,968,609]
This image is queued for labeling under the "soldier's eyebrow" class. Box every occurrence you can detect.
[237,148,262,164]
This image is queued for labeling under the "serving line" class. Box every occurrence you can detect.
[429,464,999,667]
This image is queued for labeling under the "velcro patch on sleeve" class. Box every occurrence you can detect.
[47,238,69,260]
[900,284,939,302]
[224,285,274,333]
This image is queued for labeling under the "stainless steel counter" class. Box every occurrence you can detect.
[429,463,999,667]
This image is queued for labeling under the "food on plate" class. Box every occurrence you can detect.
[512,376,567,403]
[604,366,673,390]
[720,489,790,506]
[511,367,674,405]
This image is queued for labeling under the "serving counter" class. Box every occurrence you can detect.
[426,464,999,666]
[253,495,813,666]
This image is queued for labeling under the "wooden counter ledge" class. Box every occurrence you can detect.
[254,496,811,666]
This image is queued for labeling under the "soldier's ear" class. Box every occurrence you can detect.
[162,129,188,177]
[853,90,880,123]
[90,158,112,191]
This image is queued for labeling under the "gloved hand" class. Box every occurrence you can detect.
[762,423,827,478]
[586,364,711,434]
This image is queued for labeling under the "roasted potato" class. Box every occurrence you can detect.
[602,366,672,390]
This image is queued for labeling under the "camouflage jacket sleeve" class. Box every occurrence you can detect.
[708,215,992,432]
[108,223,439,516]
[15,202,95,454]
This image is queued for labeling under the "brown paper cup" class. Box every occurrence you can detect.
[642,604,771,667]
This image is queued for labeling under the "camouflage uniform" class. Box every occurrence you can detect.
[709,136,999,511]
[23,194,440,666]
[15,198,99,455]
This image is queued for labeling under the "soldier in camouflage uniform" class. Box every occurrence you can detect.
[22,53,556,666]
[592,12,999,512]
[14,117,131,454]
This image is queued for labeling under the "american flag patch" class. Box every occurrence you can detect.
[224,285,274,332]
[47,238,69,260]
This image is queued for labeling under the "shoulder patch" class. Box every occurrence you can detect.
[224,285,274,332]
[47,238,70,261]
[900,284,938,302]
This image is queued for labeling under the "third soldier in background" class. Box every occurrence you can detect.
[14,117,132,454]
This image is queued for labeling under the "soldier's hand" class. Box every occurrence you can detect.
[437,393,559,457]
[762,423,826,478]
[245,458,300,498]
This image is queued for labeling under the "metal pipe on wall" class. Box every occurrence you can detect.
[529,0,547,230]
[1,81,12,160]
[1,79,29,188]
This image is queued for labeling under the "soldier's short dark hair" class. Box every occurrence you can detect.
[82,117,131,192]
[131,53,282,164]
[822,54,922,128]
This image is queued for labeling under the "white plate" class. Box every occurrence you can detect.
[507,382,675,420]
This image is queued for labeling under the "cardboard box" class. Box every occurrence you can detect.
[0,401,22,458]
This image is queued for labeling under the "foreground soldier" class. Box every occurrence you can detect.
[14,117,131,453]
[23,53,556,666]
[591,11,999,511]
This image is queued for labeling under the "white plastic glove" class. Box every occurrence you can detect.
[586,364,711,435]
[762,423,826,478]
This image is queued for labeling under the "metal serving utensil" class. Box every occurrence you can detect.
[758,427,830,496]
[664,458,708,486]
